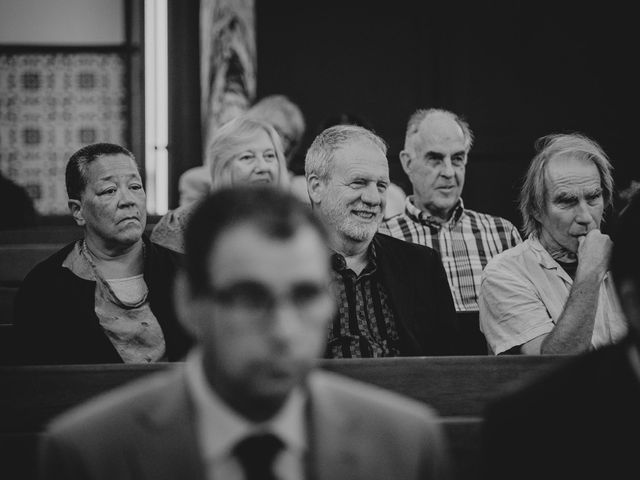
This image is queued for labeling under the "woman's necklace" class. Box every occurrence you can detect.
[80,240,147,308]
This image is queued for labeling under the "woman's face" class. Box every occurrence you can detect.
[71,154,147,252]
[228,130,280,186]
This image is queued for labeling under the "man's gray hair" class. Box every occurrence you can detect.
[305,124,388,182]
[403,108,474,154]
[519,133,614,238]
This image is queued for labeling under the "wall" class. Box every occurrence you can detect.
[254,0,638,227]
[0,0,124,45]
[0,0,129,216]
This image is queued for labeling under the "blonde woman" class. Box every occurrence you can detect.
[151,115,290,253]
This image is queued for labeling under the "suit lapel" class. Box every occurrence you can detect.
[374,234,421,354]
[306,371,363,480]
[133,367,206,480]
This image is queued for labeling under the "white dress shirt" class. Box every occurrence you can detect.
[185,349,308,480]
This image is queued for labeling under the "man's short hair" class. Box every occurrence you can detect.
[304,124,388,183]
[403,108,474,154]
[611,191,640,290]
[519,133,614,238]
[207,115,289,190]
[66,143,135,200]
[183,185,328,296]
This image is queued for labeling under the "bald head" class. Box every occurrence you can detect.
[400,108,473,222]
[404,109,473,155]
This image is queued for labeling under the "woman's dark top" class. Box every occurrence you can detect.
[12,236,192,365]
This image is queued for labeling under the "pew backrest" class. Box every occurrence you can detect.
[0,354,568,480]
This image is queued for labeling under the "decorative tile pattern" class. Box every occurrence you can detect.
[0,53,127,214]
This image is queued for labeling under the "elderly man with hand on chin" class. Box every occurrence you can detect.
[479,133,627,355]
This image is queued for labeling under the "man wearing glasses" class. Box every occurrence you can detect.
[39,186,452,480]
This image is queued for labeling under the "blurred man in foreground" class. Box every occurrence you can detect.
[39,186,451,480]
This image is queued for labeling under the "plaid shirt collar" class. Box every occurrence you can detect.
[404,195,465,228]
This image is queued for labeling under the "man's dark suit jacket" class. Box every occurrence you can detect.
[482,334,640,480]
[329,232,460,356]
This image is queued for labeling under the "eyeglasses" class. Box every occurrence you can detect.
[208,280,333,321]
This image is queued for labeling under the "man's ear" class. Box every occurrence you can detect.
[306,174,326,205]
[399,150,412,175]
[68,199,86,227]
[173,272,203,340]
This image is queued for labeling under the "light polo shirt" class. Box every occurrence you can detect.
[185,350,307,480]
[479,237,628,355]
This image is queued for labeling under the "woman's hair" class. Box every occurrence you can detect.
[519,133,614,238]
[66,143,135,200]
[207,115,289,190]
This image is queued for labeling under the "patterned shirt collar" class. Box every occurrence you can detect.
[404,195,465,228]
[330,242,378,277]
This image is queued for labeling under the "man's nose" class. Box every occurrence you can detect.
[440,158,455,177]
[118,187,136,206]
[574,199,593,224]
[361,183,382,205]
[269,299,300,342]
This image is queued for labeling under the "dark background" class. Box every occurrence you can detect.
[169,0,638,228]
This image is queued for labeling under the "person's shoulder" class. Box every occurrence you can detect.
[380,209,411,229]
[20,242,77,285]
[178,166,210,206]
[47,367,181,440]
[150,205,195,254]
[486,341,628,420]
[482,239,529,274]
[463,208,518,228]
[310,369,439,424]
[374,232,438,259]
[145,234,183,261]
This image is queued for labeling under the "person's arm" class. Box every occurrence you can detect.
[479,256,554,355]
[523,229,611,354]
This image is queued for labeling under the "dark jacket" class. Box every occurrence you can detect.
[482,334,640,480]
[13,237,192,365]
[333,232,460,356]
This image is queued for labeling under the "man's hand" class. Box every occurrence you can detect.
[576,229,612,282]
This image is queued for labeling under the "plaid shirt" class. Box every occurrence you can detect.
[380,197,522,312]
[326,245,400,358]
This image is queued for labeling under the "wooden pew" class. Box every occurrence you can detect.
[0,244,63,286]
[0,218,161,245]
[0,287,17,325]
[0,226,83,245]
[0,355,567,480]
